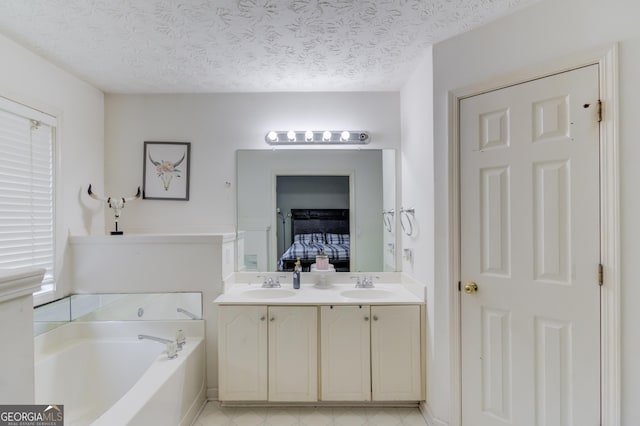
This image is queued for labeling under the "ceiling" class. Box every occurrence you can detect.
[0,0,539,93]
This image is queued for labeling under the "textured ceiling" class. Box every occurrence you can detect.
[0,0,539,93]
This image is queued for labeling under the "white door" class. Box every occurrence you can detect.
[321,305,371,401]
[268,306,318,401]
[460,65,600,425]
[218,305,268,401]
[371,305,421,401]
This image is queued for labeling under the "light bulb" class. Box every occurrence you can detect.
[287,130,296,141]
[267,131,278,142]
[340,131,350,141]
[322,131,332,141]
[305,130,314,141]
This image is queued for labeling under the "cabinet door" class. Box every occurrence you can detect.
[371,305,421,401]
[268,306,318,401]
[218,305,268,401]
[320,305,371,401]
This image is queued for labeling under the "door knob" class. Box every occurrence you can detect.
[464,282,478,294]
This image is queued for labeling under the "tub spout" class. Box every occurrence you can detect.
[138,334,172,344]
[177,307,200,320]
[138,334,178,359]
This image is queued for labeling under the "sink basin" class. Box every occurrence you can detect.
[243,289,297,299]
[340,289,394,299]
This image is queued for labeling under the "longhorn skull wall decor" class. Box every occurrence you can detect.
[143,141,191,200]
[88,184,141,235]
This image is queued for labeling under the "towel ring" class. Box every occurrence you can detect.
[400,207,415,237]
[382,209,394,233]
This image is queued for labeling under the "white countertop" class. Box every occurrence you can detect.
[213,282,424,305]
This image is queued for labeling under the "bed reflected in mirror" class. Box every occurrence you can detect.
[278,209,350,272]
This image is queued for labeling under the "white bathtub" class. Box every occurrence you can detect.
[34,321,205,426]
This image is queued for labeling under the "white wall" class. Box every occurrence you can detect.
[400,48,436,415]
[104,92,400,235]
[0,33,105,301]
[429,0,640,423]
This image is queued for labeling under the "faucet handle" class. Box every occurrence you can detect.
[165,341,178,359]
[351,276,362,287]
[367,275,378,287]
[275,275,286,287]
[176,329,186,350]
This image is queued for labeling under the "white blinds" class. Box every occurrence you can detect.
[0,102,55,289]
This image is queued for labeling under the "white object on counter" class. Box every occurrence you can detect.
[310,263,335,272]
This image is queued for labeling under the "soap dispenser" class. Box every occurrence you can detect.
[293,258,301,289]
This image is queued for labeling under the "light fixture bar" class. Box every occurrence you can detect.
[265,130,370,145]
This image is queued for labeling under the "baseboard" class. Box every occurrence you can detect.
[207,387,219,401]
[181,384,207,426]
[420,402,449,426]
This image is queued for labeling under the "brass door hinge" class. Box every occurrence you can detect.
[597,100,603,122]
[598,263,604,286]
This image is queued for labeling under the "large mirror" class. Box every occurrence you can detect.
[237,149,397,272]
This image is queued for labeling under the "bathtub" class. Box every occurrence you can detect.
[34,320,205,426]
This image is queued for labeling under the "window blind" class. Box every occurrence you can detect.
[0,101,55,291]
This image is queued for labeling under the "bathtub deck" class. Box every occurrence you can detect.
[194,402,428,425]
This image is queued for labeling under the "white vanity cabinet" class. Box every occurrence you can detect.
[370,305,422,401]
[321,304,422,401]
[268,306,318,401]
[321,305,372,401]
[218,305,268,401]
[218,305,317,402]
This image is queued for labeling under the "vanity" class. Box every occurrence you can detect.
[214,274,425,404]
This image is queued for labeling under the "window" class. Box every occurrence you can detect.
[0,97,56,294]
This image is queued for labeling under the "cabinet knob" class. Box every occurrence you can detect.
[260,316,266,321]
[373,315,379,321]
[270,317,275,322]
[364,316,369,321]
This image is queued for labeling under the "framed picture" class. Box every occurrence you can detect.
[143,141,191,200]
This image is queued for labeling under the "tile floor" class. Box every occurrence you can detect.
[193,402,428,426]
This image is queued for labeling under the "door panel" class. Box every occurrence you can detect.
[268,306,318,402]
[460,65,600,426]
[320,305,371,401]
[218,305,268,401]
[371,305,421,401]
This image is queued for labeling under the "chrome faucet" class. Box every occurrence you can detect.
[352,275,375,288]
[177,307,200,319]
[260,275,284,288]
[138,334,178,359]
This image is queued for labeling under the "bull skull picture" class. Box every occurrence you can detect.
[143,142,190,200]
[148,152,185,191]
[88,184,141,235]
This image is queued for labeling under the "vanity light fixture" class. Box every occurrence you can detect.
[265,130,370,145]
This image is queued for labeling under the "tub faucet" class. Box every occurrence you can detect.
[138,334,178,359]
[177,307,200,320]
